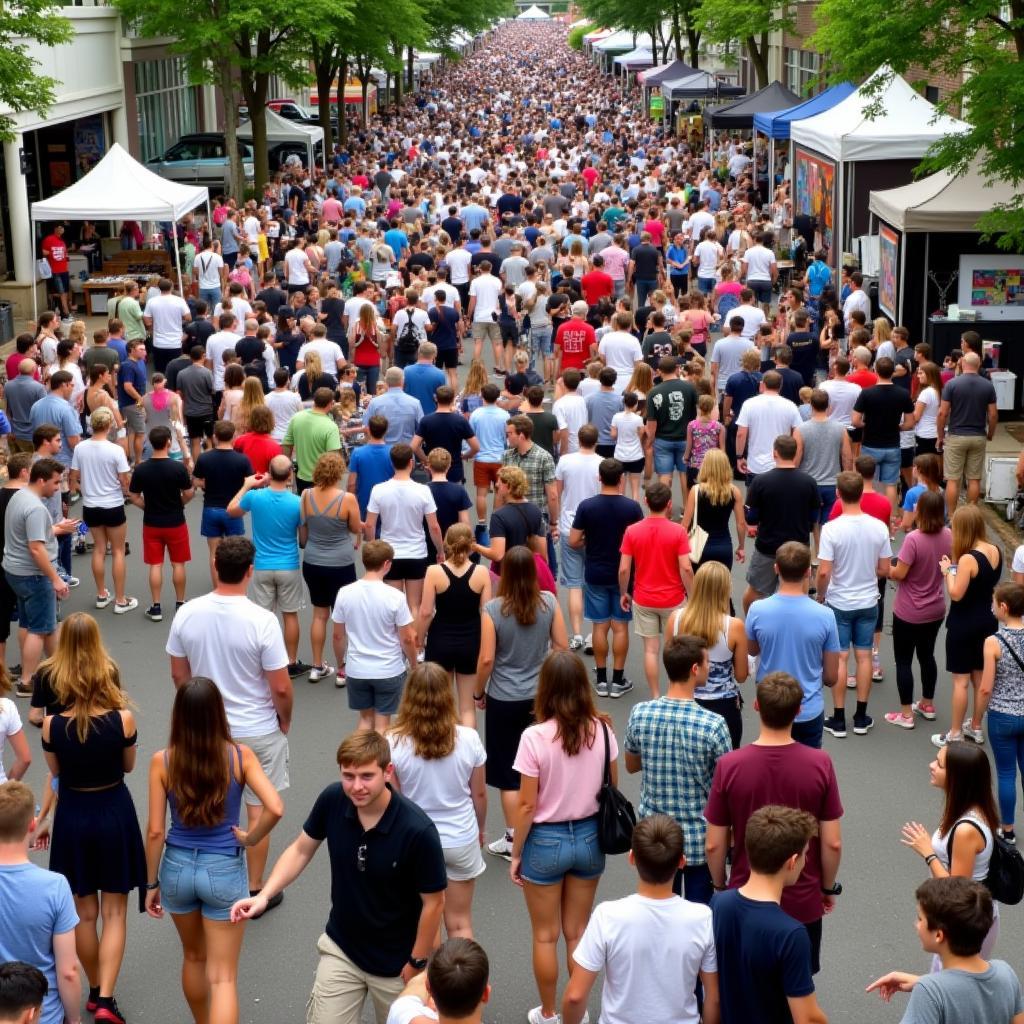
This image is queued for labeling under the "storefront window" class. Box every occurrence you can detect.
[134,58,199,162]
[784,48,821,97]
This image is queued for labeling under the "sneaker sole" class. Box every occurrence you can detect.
[853,721,874,735]
[913,707,938,720]
[824,727,847,738]
[145,614,163,622]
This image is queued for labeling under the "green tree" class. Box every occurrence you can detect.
[696,0,795,87]
[0,0,73,140]
[811,0,1024,249]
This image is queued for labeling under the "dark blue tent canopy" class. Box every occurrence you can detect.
[752,82,856,140]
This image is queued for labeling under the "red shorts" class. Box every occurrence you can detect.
[473,461,502,488]
[142,523,191,565]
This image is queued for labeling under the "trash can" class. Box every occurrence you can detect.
[991,370,1017,411]
[0,301,13,345]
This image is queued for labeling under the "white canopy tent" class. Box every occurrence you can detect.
[237,108,326,173]
[29,142,209,319]
[517,5,551,19]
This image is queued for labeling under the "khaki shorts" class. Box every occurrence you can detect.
[444,839,486,882]
[306,932,403,1024]
[632,601,682,638]
[251,568,304,613]
[471,321,501,344]
[239,729,289,804]
[943,434,986,484]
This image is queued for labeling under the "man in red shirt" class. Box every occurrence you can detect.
[581,163,599,194]
[845,336,878,390]
[618,481,693,698]
[705,672,844,977]
[579,255,613,307]
[41,224,70,316]
[554,300,596,377]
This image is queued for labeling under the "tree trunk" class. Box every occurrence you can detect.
[670,9,681,58]
[219,65,244,200]
[747,34,769,89]
[406,44,414,92]
[685,20,700,67]
[239,73,270,190]
[315,56,338,154]
[338,54,349,146]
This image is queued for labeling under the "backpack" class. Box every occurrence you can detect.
[948,816,1024,906]
[397,309,419,356]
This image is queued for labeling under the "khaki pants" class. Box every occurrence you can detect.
[306,932,404,1024]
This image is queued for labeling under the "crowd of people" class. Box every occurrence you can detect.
[1,16,1023,1024]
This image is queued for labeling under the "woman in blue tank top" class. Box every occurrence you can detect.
[144,677,284,1024]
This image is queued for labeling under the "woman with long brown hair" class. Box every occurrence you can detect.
[935,505,1002,747]
[418,523,491,727]
[510,651,618,1024]
[145,677,283,1024]
[912,361,943,455]
[234,376,266,434]
[477,546,567,863]
[350,301,382,394]
[40,613,146,1024]
[388,662,488,940]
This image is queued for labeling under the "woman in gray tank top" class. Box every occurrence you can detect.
[298,451,362,683]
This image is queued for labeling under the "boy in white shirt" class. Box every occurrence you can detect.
[386,938,491,1024]
[562,814,720,1024]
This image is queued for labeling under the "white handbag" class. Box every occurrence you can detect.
[688,484,709,564]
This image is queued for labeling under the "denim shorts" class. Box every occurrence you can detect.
[653,437,687,475]
[159,845,248,921]
[346,672,407,715]
[520,816,604,885]
[817,485,836,526]
[530,326,553,356]
[6,572,56,635]
[200,506,246,539]
[558,536,584,588]
[861,445,901,485]
[696,277,715,295]
[584,583,632,623]
[829,604,877,650]
[747,281,772,304]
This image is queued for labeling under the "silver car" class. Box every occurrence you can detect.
[148,134,254,185]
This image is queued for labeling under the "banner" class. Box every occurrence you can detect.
[794,148,836,262]
[878,225,899,318]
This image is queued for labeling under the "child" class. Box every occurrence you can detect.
[334,389,365,455]
[867,877,1023,1021]
[900,452,943,531]
[611,392,646,500]
[798,386,813,421]
[578,360,604,400]
[684,393,725,487]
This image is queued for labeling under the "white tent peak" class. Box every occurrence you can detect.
[517,4,550,19]
[237,107,325,170]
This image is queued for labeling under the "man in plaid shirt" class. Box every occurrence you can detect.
[499,414,559,570]
[624,634,731,906]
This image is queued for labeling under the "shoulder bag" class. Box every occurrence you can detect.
[596,719,635,855]
[688,483,709,565]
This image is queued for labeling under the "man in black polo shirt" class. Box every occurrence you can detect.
[231,731,446,1024]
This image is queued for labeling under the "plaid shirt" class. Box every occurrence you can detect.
[501,442,555,511]
[624,697,731,864]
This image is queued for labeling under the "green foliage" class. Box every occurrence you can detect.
[696,0,795,87]
[812,0,1024,251]
[568,23,592,49]
[0,0,73,140]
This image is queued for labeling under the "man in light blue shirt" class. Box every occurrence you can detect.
[28,373,80,467]
[460,200,490,234]
[745,541,841,750]
[402,343,446,417]
[365,367,424,445]
[468,383,510,524]
[228,454,308,676]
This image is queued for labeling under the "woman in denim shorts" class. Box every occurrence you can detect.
[145,678,284,1024]
[511,652,619,1024]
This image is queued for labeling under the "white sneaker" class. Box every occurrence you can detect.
[846,675,857,689]
[309,664,335,683]
[609,678,634,699]
[95,592,112,610]
[569,634,584,652]
[963,720,985,744]
[583,633,594,655]
[526,1008,561,1024]
[487,832,513,860]
[113,597,138,614]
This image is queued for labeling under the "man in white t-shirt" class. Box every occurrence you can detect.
[736,371,803,477]
[597,311,644,392]
[562,814,719,1024]
[297,325,346,377]
[842,271,871,331]
[553,369,589,455]
[693,232,723,296]
[193,240,226,308]
[206,314,243,392]
[284,239,314,291]
[555,424,602,650]
[364,444,443,617]
[167,535,292,899]
[342,282,375,336]
[467,262,503,365]
[331,539,419,732]
[386,939,491,1024]
[817,471,891,739]
[143,278,191,373]
[741,234,778,313]
[731,289,767,341]
[689,202,716,243]
[819,356,862,431]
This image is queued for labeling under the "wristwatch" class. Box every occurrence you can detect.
[145,881,160,891]
[408,955,428,970]
[820,881,842,896]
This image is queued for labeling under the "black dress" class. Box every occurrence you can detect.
[425,564,483,676]
[43,710,147,907]
[945,548,1002,674]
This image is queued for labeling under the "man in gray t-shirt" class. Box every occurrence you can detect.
[585,369,625,453]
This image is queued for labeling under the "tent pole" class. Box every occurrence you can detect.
[30,214,37,324]
[172,221,184,298]
[897,226,906,324]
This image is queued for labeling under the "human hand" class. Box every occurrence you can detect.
[54,518,80,536]
[400,961,425,984]
[245,473,269,490]
[736,547,745,563]
[510,855,524,888]
[822,893,836,915]
[939,555,951,574]
[737,458,748,475]
[746,525,758,538]
[30,818,50,851]
[900,821,934,858]
[145,887,164,919]
[229,893,267,923]
[53,579,69,601]
[866,971,918,1002]
[473,692,487,710]
[231,826,254,847]
[619,593,632,613]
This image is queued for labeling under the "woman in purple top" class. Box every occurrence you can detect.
[885,491,952,729]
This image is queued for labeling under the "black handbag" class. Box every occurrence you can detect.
[596,720,636,855]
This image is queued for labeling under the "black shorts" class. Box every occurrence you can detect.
[0,574,15,644]
[385,556,430,582]
[186,415,214,440]
[485,696,535,790]
[620,457,646,474]
[302,560,357,608]
[435,348,459,369]
[847,426,863,444]
[82,505,127,529]
[900,446,916,469]
[500,322,519,345]
[595,443,616,459]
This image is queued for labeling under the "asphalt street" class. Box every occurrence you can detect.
[13,455,1024,1024]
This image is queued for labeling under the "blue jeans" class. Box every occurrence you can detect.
[861,445,901,485]
[520,816,604,885]
[6,572,56,635]
[198,287,222,310]
[635,279,658,307]
[653,438,687,475]
[159,846,249,921]
[355,365,380,394]
[672,861,713,904]
[987,710,1024,826]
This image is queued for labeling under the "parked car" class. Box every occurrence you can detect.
[268,100,320,125]
[148,134,254,185]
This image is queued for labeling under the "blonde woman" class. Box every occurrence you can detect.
[872,316,893,355]
[666,562,749,747]
[40,613,146,1023]
[935,505,1002,747]
[389,662,487,940]
[418,523,492,727]
[234,376,266,434]
[681,449,747,569]
[459,360,490,417]
[293,349,335,405]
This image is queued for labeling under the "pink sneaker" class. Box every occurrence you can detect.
[884,712,915,730]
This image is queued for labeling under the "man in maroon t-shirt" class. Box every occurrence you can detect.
[579,255,614,307]
[705,672,844,975]
[41,224,70,316]
[554,300,597,376]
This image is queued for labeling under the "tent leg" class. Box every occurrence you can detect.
[30,216,37,324]
[173,228,184,299]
